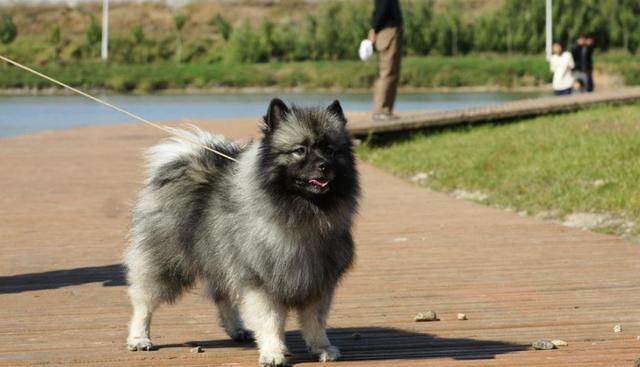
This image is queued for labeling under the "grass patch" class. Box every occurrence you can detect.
[357,104,640,238]
[0,55,553,92]
[0,54,636,92]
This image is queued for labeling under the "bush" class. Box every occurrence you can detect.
[86,15,101,46]
[131,25,144,44]
[225,21,268,63]
[211,14,232,41]
[0,14,17,45]
[48,23,61,45]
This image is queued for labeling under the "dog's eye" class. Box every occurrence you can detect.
[292,146,306,157]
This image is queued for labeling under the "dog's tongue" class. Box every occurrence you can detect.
[308,178,329,188]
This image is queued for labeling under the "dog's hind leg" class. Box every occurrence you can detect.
[126,282,160,351]
[239,288,288,367]
[125,247,173,352]
[205,283,253,342]
[298,290,340,362]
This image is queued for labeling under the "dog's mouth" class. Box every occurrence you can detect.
[308,178,330,188]
[296,177,332,193]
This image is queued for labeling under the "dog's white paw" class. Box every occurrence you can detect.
[259,349,288,367]
[316,345,341,362]
[127,336,155,351]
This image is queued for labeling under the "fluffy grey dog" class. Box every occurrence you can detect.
[125,98,359,366]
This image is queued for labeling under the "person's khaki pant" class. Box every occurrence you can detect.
[373,27,402,115]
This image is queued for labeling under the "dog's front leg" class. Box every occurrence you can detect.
[239,288,288,367]
[298,290,340,362]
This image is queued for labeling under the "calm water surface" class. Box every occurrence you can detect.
[0,92,546,137]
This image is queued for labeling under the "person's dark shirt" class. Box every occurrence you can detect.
[582,45,593,72]
[371,0,403,33]
[571,44,594,73]
[571,44,583,71]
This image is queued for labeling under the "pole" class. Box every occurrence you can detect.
[545,0,552,60]
[101,0,109,61]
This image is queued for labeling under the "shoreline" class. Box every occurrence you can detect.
[0,84,553,97]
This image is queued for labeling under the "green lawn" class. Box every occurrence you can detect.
[357,104,640,238]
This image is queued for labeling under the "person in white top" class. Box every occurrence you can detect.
[549,42,575,96]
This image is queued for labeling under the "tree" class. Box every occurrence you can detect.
[0,14,17,45]
[616,0,640,53]
[173,13,188,63]
[86,15,101,46]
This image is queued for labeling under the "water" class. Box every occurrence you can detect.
[0,92,546,137]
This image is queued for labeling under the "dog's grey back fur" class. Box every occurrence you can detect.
[125,106,359,308]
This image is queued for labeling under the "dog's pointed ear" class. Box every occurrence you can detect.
[263,98,290,132]
[327,100,347,125]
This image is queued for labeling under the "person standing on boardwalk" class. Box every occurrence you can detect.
[571,35,595,93]
[368,0,403,121]
[549,42,575,96]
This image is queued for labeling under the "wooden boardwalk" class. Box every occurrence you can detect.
[1,115,640,366]
[349,87,640,137]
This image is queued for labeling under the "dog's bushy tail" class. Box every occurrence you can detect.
[144,127,243,188]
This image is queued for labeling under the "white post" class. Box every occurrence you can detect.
[545,0,552,60]
[101,0,109,61]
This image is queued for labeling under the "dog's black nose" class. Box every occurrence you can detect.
[318,161,329,172]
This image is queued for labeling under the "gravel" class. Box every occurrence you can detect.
[414,311,439,322]
[613,324,623,333]
[532,340,556,350]
[551,339,568,347]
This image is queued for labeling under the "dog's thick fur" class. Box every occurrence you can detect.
[124,99,359,366]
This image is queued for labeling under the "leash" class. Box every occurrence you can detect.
[0,55,239,163]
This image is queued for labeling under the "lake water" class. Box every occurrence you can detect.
[0,92,546,137]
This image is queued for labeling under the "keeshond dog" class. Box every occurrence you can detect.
[124,98,359,366]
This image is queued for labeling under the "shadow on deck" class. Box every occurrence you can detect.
[0,263,125,293]
[156,327,528,364]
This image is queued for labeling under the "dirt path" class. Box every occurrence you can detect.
[1,117,639,366]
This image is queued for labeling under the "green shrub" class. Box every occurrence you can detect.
[48,23,61,45]
[225,21,268,63]
[0,14,17,45]
[210,14,232,41]
[131,25,144,44]
[86,15,101,46]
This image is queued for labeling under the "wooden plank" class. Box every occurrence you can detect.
[348,88,640,136]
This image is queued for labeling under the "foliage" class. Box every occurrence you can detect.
[173,13,188,32]
[172,13,188,63]
[0,14,17,45]
[210,14,232,41]
[85,15,101,46]
[0,0,639,66]
[358,104,640,236]
[131,25,144,44]
[48,23,61,45]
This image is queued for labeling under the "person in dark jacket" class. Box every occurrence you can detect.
[571,35,595,92]
[368,0,403,121]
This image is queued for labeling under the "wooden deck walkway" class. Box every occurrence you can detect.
[349,87,640,137]
[1,114,640,366]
